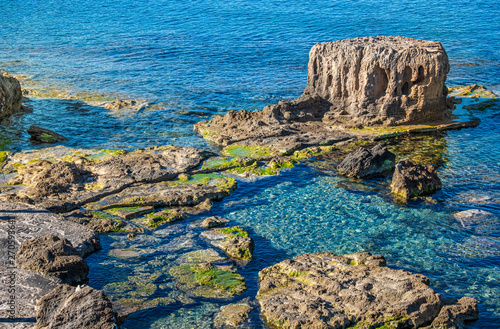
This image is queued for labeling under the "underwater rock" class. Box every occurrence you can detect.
[103,99,147,111]
[63,209,125,233]
[201,226,254,260]
[201,216,229,228]
[34,284,116,329]
[391,159,442,199]
[257,252,478,329]
[27,125,68,143]
[336,144,395,178]
[214,302,252,328]
[15,235,89,284]
[195,36,460,152]
[0,74,23,119]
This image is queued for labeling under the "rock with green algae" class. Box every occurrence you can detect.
[169,262,246,299]
[0,145,211,213]
[201,226,254,260]
[448,84,497,98]
[257,252,478,329]
[27,125,68,143]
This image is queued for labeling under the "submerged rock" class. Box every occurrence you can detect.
[16,235,89,284]
[391,159,442,199]
[201,216,229,228]
[337,144,395,178]
[34,284,116,329]
[257,252,478,329]
[103,99,147,111]
[27,125,68,143]
[194,36,465,152]
[214,302,252,328]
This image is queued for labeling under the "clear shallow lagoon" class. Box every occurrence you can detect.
[1,0,499,328]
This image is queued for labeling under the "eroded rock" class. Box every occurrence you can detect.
[34,284,116,329]
[195,36,461,152]
[201,226,254,260]
[0,74,23,119]
[16,235,89,284]
[201,216,229,228]
[336,144,395,178]
[391,159,442,199]
[214,302,252,328]
[257,252,478,329]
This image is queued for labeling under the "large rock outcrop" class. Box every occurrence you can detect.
[0,74,23,119]
[391,159,442,199]
[194,36,461,152]
[257,252,478,329]
[34,284,116,329]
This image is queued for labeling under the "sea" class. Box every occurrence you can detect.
[0,0,499,328]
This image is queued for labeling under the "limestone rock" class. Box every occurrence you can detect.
[201,216,229,228]
[214,302,252,328]
[34,284,116,329]
[15,235,89,284]
[427,297,479,329]
[195,36,458,151]
[0,74,23,119]
[337,144,396,178]
[27,125,68,143]
[391,159,442,199]
[201,226,254,260]
[257,252,478,329]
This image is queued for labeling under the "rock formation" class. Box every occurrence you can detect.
[257,252,478,329]
[16,235,89,284]
[34,284,116,329]
[391,159,442,199]
[0,74,23,119]
[28,125,68,143]
[194,36,462,152]
[337,144,396,178]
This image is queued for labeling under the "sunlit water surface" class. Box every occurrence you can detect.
[1,0,499,328]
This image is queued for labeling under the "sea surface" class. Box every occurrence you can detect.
[0,0,499,328]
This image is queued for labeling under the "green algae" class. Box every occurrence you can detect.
[108,206,143,215]
[218,226,249,238]
[0,151,10,167]
[85,182,104,191]
[464,98,499,111]
[269,159,297,170]
[168,173,223,187]
[145,209,185,228]
[347,315,410,329]
[390,134,448,166]
[215,176,237,192]
[91,211,115,220]
[222,145,273,158]
[201,157,241,170]
[39,132,57,143]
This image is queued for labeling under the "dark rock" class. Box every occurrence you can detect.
[337,144,396,178]
[257,252,478,329]
[201,216,229,228]
[34,284,116,329]
[391,159,442,199]
[15,235,89,284]
[0,74,23,119]
[27,125,68,143]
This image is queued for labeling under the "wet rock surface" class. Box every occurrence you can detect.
[257,252,478,329]
[103,99,147,111]
[337,144,396,178]
[214,302,252,328]
[15,235,89,284]
[391,159,442,199]
[27,125,68,143]
[34,284,116,329]
[201,216,229,228]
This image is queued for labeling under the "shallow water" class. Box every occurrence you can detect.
[1,0,500,328]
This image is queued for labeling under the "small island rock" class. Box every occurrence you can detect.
[391,159,442,199]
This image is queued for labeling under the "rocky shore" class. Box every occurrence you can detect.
[0,36,495,328]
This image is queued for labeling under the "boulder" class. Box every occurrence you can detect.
[15,235,89,284]
[34,284,116,329]
[337,144,396,178]
[200,216,229,228]
[195,36,458,151]
[0,74,23,119]
[214,302,252,328]
[391,159,442,199]
[27,125,68,143]
[257,252,478,329]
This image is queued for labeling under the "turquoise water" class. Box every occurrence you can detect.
[1,0,499,328]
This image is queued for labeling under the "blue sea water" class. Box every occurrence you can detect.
[1,0,499,328]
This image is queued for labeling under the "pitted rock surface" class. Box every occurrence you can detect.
[391,159,442,199]
[194,36,459,151]
[257,252,478,329]
[0,74,23,118]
